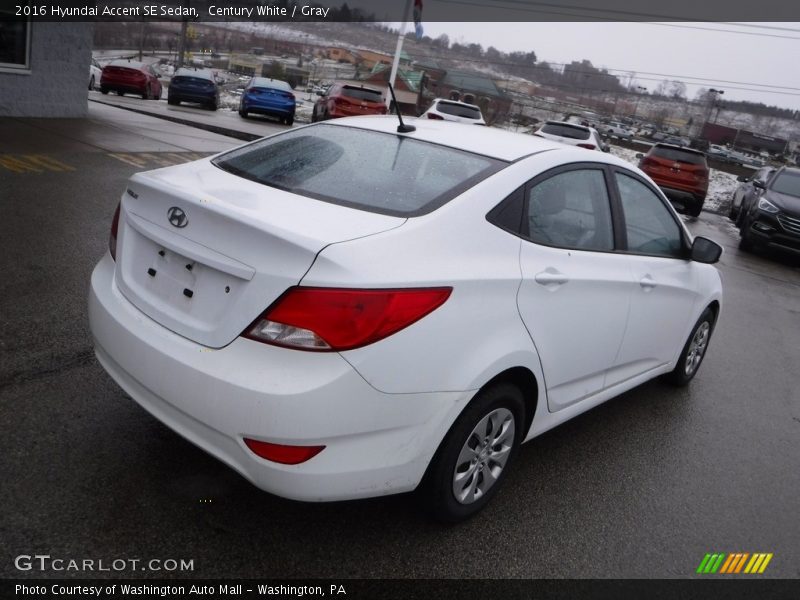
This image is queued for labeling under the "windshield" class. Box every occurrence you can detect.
[651,146,707,165]
[341,86,383,103]
[770,171,800,198]
[211,124,505,216]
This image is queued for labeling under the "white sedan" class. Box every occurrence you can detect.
[89,117,723,522]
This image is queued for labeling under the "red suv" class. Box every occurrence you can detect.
[637,143,709,217]
[100,60,163,100]
[311,83,387,121]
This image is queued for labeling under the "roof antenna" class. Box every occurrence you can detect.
[387,82,415,134]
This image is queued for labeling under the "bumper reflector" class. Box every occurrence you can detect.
[243,438,325,465]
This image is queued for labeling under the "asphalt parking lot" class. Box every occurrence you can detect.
[1,106,798,580]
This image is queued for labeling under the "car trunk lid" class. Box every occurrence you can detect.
[114,159,406,348]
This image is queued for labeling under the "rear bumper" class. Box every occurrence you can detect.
[88,253,466,501]
[101,81,145,94]
[169,90,217,104]
[242,100,295,118]
[657,185,706,206]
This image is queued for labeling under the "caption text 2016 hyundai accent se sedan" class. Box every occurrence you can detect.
[88,117,723,522]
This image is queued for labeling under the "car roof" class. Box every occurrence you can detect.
[174,68,214,79]
[108,60,147,69]
[251,77,292,90]
[320,117,629,163]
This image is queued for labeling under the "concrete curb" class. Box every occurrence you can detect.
[89,98,262,142]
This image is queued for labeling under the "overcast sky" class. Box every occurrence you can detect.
[414,22,800,112]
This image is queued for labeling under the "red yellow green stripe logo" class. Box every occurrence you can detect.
[697,552,773,574]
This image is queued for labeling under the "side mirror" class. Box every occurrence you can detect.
[736,175,749,182]
[635,153,644,159]
[316,90,324,96]
[691,236,723,264]
[753,180,766,190]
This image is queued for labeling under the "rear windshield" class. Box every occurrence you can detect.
[211,124,505,216]
[770,171,800,198]
[436,101,482,119]
[540,122,590,140]
[651,146,707,165]
[341,86,383,103]
[173,76,214,86]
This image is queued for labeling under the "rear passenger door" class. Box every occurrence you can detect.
[515,164,633,412]
[605,169,700,385]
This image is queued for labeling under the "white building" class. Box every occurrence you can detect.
[0,20,93,117]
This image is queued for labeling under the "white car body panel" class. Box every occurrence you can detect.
[88,117,723,502]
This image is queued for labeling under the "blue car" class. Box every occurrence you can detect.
[168,68,220,111]
[239,77,296,125]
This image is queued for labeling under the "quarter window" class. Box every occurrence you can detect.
[615,173,684,258]
[525,169,614,251]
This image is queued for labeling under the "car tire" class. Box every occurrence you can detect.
[167,96,178,106]
[100,87,108,95]
[421,382,525,523]
[116,90,124,96]
[239,108,248,118]
[665,307,716,387]
[739,220,755,252]
[688,202,703,218]
[285,115,294,126]
[89,76,95,91]
[142,85,151,100]
[209,101,217,111]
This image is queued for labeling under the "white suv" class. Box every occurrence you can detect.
[421,98,486,125]
[534,121,608,151]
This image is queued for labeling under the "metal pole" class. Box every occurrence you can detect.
[386,0,413,111]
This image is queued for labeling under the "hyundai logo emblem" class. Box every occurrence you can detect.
[167,206,188,228]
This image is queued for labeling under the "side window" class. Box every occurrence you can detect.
[615,172,684,258]
[525,169,614,251]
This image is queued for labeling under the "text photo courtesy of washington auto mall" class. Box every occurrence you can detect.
[1,1,799,599]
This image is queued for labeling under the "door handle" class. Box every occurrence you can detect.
[639,275,657,290]
[535,270,569,286]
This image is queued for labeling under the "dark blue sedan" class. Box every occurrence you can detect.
[167,68,220,111]
[239,77,296,125]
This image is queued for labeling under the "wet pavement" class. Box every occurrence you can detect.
[0,106,798,579]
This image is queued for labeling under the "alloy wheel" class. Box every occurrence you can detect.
[452,408,515,505]
[685,321,710,376]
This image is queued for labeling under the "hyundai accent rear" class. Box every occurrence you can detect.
[90,118,723,522]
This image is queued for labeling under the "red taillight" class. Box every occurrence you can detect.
[427,113,445,120]
[109,203,121,261]
[244,287,452,351]
[577,143,596,150]
[243,438,325,465]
